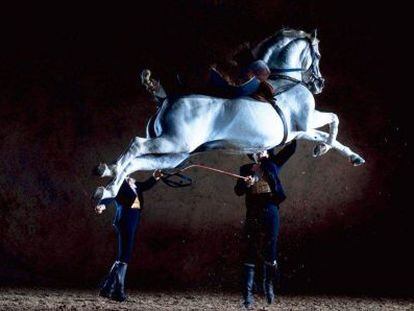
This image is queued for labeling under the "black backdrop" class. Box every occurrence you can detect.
[0,1,412,295]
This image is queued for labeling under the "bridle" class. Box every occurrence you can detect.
[268,37,324,91]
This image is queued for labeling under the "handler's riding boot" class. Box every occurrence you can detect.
[243,263,255,309]
[111,262,128,302]
[263,261,277,304]
[99,261,119,298]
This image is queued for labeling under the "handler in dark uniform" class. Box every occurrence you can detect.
[95,169,162,302]
[234,141,296,308]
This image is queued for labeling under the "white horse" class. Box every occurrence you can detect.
[94,29,365,202]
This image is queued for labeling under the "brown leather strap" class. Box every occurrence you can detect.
[270,100,288,146]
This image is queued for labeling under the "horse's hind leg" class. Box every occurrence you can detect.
[94,153,190,202]
[308,110,339,156]
[123,153,190,175]
[297,129,365,166]
[94,136,146,177]
[97,135,192,178]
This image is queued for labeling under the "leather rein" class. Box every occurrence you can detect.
[161,163,248,188]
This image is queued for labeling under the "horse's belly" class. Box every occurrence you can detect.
[214,99,285,150]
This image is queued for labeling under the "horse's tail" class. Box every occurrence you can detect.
[146,99,168,138]
[146,114,157,138]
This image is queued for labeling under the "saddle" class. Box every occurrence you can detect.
[141,66,277,106]
[250,80,276,103]
[207,66,279,102]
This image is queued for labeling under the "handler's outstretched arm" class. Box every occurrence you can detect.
[270,140,297,167]
[137,170,162,192]
[234,165,250,196]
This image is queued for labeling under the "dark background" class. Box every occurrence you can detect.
[0,1,412,295]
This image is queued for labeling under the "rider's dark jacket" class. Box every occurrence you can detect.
[100,177,157,209]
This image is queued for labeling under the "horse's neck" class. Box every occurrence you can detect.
[267,78,296,90]
[278,70,302,81]
[268,39,309,81]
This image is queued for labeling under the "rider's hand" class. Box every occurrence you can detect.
[95,204,106,215]
[153,169,163,180]
[245,175,256,187]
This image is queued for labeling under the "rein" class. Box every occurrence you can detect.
[270,68,304,73]
[268,37,321,92]
[269,73,305,87]
[161,163,248,188]
[267,74,305,98]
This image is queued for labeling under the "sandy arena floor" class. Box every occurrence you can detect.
[0,288,413,310]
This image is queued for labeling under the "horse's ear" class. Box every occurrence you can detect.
[312,29,318,39]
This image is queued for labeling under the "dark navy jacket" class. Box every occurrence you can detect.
[100,176,157,209]
[234,141,296,205]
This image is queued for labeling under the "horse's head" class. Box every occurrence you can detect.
[302,29,325,94]
[253,29,325,94]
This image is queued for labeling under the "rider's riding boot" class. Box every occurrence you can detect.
[140,69,166,106]
[243,263,255,309]
[263,261,277,305]
[111,262,128,302]
[252,80,276,103]
[99,261,119,298]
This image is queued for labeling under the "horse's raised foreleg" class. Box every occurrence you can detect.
[297,129,365,166]
[308,110,339,156]
[94,153,190,202]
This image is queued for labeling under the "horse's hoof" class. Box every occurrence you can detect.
[93,163,111,177]
[313,143,330,157]
[350,155,365,166]
[92,187,105,205]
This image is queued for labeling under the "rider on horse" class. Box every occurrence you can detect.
[141,59,276,104]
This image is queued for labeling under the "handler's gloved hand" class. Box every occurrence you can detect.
[152,169,164,180]
[245,175,256,187]
[95,204,106,214]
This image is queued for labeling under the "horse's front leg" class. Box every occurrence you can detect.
[94,153,190,202]
[297,129,365,166]
[308,110,339,156]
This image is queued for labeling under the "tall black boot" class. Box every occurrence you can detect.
[111,262,128,302]
[99,261,119,298]
[263,261,277,304]
[243,263,255,309]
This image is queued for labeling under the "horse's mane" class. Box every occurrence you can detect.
[252,28,313,61]
[278,28,313,40]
